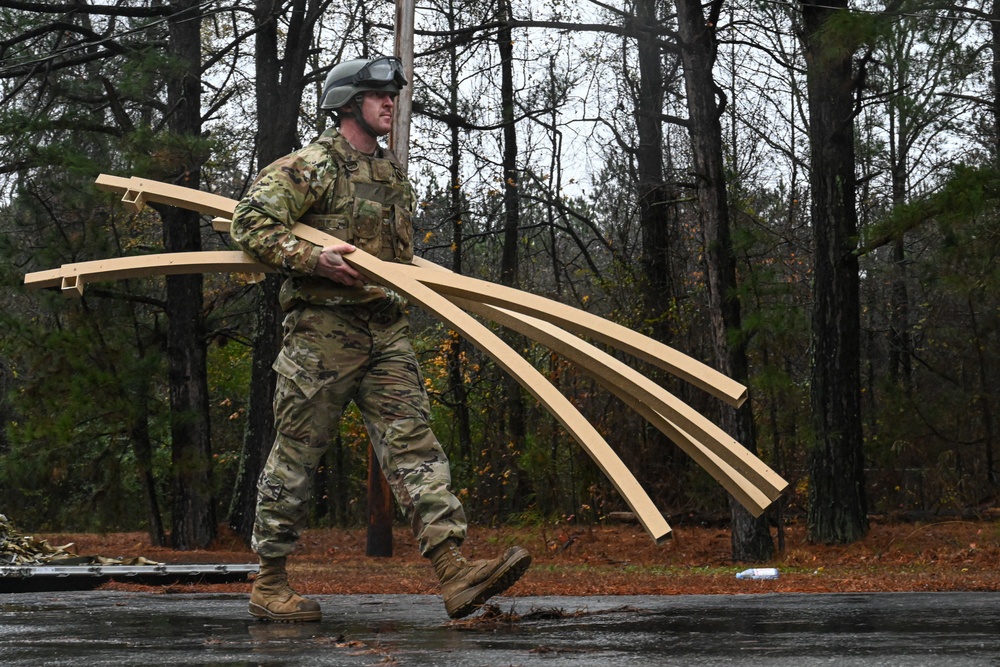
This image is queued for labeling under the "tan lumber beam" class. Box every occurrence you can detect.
[95,174,236,219]
[451,297,782,511]
[292,228,674,543]
[23,267,65,290]
[22,246,785,511]
[23,251,272,292]
[58,175,788,536]
[91,175,748,408]
[397,253,784,508]
[402,258,747,408]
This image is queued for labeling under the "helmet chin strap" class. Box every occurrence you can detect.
[351,93,379,139]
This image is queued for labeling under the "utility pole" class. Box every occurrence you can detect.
[390,0,415,170]
[367,0,417,558]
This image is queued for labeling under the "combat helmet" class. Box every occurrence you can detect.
[320,56,407,111]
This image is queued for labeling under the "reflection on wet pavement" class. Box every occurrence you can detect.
[3,592,1000,666]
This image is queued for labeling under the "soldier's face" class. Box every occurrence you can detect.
[360,91,395,136]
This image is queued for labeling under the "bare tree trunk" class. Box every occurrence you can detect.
[675,0,773,561]
[365,441,394,554]
[968,298,998,487]
[992,0,1000,164]
[0,364,10,457]
[634,0,678,342]
[628,0,691,492]
[800,0,868,544]
[125,299,166,546]
[497,0,526,448]
[445,0,473,460]
[162,247,215,551]
[227,277,280,542]
[977,0,1000,492]
[159,0,215,551]
[128,379,165,547]
[228,0,329,545]
[887,107,912,393]
[446,152,473,460]
[888,238,911,391]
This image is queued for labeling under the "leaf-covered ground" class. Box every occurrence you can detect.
[32,517,1000,597]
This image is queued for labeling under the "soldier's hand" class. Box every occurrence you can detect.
[316,243,365,287]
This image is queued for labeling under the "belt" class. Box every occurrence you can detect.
[353,300,401,326]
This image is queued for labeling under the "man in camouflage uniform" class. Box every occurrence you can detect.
[231,56,530,622]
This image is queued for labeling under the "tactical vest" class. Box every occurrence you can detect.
[301,133,414,263]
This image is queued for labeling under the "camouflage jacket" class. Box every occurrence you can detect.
[231,127,415,311]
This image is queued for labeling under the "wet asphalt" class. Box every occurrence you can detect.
[3,591,1000,666]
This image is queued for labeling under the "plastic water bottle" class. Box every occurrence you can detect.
[735,567,779,580]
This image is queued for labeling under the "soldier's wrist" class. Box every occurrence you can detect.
[304,244,323,275]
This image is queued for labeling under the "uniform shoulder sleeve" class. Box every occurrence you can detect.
[231,143,338,275]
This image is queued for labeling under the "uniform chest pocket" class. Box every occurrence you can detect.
[350,197,385,256]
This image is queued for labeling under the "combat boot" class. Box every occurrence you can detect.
[429,539,531,619]
[248,556,322,622]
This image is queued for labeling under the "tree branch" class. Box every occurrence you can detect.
[384,18,680,55]
[0,0,172,17]
[414,99,557,131]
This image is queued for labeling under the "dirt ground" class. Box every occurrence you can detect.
[34,516,1000,598]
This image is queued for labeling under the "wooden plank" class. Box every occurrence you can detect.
[52,174,789,537]
[91,175,747,408]
[52,178,675,542]
[409,257,785,504]
[22,247,784,510]
[290,228,673,543]
[95,174,236,218]
[23,251,273,291]
[403,256,784,508]
[23,267,65,289]
[451,297,783,510]
[400,258,748,408]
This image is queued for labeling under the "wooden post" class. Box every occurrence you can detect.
[390,0,415,171]
[366,443,395,557]
[364,0,417,558]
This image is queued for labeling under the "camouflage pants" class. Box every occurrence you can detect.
[252,302,467,558]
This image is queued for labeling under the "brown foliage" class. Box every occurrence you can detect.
[37,518,1000,597]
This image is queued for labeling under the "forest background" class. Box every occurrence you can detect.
[1,0,998,564]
